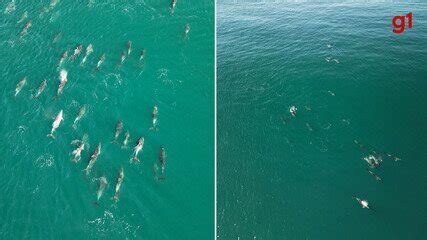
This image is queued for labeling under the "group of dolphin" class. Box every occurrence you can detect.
[44,103,165,203]
[352,140,402,209]
[11,0,179,205]
[14,68,68,99]
[58,40,145,71]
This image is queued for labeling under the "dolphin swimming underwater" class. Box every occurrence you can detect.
[353,196,370,209]
[72,105,86,129]
[113,166,124,202]
[34,79,47,98]
[113,120,123,143]
[150,105,158,130]
[131,137,144,162]
[47,110,63,138]
[81,44,93,65]
[14,77,27,97]
[121,131,130,149]
[57,69,68,96]
[84,143,101,175]
[96,176,108,202]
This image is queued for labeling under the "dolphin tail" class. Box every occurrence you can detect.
[132,157,139,162]
[92,201,99,206]
[47,133,55,139]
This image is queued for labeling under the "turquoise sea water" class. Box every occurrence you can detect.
[218,1,427,239]
[0,0,213,239]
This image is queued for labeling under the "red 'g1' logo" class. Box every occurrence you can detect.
[392,13,413,34]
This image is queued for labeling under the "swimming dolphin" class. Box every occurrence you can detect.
[353,196,370,209]
[59,50,68,66]
[366,168,381,181]
[132,137,144,162]
[53,32,62,43]
[57,69,68,96]
[150,105,158,130]
[14,77,27,97]
[121,131,130,149]
[170,0,176,15]
[34,79,47,98]
[4,0,16,14]
[113,120,122,143]
[96,176,108,201]
[363,154,382,168]
[139,49,146,62]
[47,110,63,138]
[289,106,297,117]
[20,20,31,38]
[96,54,105,70]
[71,142,85,162]
[71,134,88,162]
[84,143,101,175]
[118,51,126,66]
[184,23,190,37]
[159,146,166,175]
[72,105,86,129]
[80,44,93,65]
[126,41,132,56]
[70,44,83,61]
[17,11,28,24]
[113,166,124,202]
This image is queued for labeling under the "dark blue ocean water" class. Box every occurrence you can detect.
[218,1,427,239]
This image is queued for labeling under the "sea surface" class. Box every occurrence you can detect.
[0,0,214,239]
[218,1,427,239]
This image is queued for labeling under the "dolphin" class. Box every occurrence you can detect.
[53,32,62,44]
[96,176,108,201]
[159,146,166,175]
[353,196,370,209]
[59,50,68,66]
[150,105,158,130]
[20,20,31,38]
[71,134,88,162]
[113,120,123,143]
[70,44,83,61]
[184,23,190,37]
[57,69,68,96]
[170,0,176,15]
[15,77,27,97]
[80,44,93,65]
[47,110,63,138]
[96,54,105,70]
[363,154,382,168]
[34,79,47,98]
[72,105,86,129]
[71,142,85,162]
[84,143,101,175]
[17,11,28,24]
[132,137,144,162]
[113,166,124,202]
[121,131,130,149]
[366,168,381,181]
[139,49,146,62]
[126,41,132,56]
[118,51,126,66]
[4,0,16,14]
[289,106,297,117]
